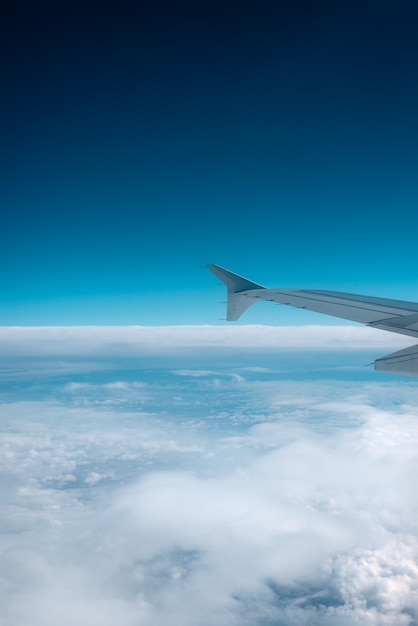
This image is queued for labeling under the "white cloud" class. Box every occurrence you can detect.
[0,350,417,625]
[0,324,411,356]
[85,472,104,484]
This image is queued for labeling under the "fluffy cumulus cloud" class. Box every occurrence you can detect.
[1,326,417,625]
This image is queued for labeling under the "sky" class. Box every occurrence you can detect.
[2,4,418,624]
[2,0,418,324]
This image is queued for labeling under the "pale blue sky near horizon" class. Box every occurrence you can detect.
[3,1,418,325]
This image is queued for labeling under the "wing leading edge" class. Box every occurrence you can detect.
[207,264,418,377]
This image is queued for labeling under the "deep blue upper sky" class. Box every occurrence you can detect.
[2,0,418,324]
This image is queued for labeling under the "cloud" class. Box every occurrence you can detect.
[0,325,411,357]
[1,346,417,624]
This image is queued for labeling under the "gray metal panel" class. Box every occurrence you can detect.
[375,344,418,376]
[237,289,418,336]
[207,264,265,293]
[227,293,256,321]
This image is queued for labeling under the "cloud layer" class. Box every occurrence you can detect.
[0,325,411,356]
[1,330,417,625]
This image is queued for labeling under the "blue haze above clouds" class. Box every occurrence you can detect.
[2,1,418,624]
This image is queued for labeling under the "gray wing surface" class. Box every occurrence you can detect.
[207,264,418,376]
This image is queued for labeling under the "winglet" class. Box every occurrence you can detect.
[207,264,266,321]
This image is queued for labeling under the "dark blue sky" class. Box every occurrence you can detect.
[2,0,418,324]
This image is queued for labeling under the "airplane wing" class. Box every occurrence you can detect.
[207,264,418,377]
